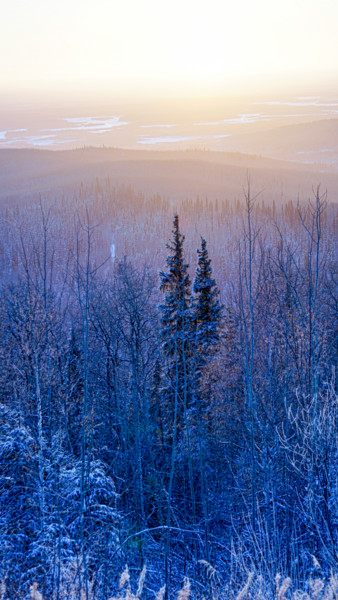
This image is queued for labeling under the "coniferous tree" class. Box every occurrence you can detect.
[160,215,191,356]
[159,216,195,593]
[192,237,223,365]
[159,215,192,428]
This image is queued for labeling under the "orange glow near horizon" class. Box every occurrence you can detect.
[1,0,338,101]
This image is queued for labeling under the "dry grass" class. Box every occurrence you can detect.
[235,572,254,600]
[176,577,191,600]
[109,565,338,600]
[29,582,43,600]
[227,571,338,600]
[14,564,337,600]
[108,564,147,600]
[0,579,6,600]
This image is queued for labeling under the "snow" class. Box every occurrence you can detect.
[1,99,337,150]
[44,115,130,134]
[137,135,202,144]
[9,135,79,147]
[140,124,178,128]
[256,100,338,107]
[195,113,272,126]
[0,128,27,141]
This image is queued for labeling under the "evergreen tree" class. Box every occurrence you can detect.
[160,216,191,353]
[159,215,192,431]
[192,237,223,366]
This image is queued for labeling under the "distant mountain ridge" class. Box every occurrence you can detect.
[220,118,338,165]
[0,146,337,205]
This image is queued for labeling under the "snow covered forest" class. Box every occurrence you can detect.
[0,180,337,599]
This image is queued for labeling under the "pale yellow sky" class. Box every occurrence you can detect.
[1,0,338,99]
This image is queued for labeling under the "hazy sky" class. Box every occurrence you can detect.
[1,0,338,99]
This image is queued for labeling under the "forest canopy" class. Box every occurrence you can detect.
[0,179,337,599]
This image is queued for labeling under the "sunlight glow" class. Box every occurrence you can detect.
[1,0,338,99]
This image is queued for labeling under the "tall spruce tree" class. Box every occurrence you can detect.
[160,217,196,593]
[192,237,223,363]
[160,216,191,351]
[159,215,192,430]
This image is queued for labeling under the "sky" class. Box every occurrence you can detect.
[1,0,338,100]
